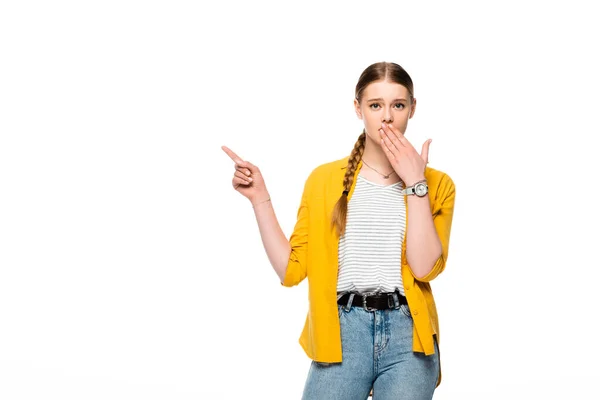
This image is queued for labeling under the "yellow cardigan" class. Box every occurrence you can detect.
[280,156,456,387]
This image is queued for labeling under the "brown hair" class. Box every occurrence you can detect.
[330,62,414,236]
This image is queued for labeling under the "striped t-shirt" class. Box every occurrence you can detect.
[336,174,406,296]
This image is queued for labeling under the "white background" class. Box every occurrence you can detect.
[1,0,599,399]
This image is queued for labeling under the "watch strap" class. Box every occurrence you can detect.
[401,186,414,195]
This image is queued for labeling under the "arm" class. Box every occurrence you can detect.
[406,191,442,279]
[254,172,312,286]
[279,206,309,286]
[377,124,455,282]
[251,193,292,283]
[279,179,311,287]
[407,174,456,282]
[220,145,298,284]
[221,146,307,285]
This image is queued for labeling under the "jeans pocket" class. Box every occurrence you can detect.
[399,303,412,318]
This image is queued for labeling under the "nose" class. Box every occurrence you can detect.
[382,110,393,123]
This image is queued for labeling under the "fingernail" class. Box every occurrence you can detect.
[382,122,387,128]
[248,177,253,182]
[246,171,251,176]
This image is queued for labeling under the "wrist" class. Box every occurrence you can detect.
[404,176,426,187]
[402,177,429,197]
[250,193,271,208]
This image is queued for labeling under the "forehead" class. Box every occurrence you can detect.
[363,80,410,100]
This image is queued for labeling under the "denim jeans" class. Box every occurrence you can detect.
[301,296,440,400]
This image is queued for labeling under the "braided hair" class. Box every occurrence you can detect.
[330,131,365,235]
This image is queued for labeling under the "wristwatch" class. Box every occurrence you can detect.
[401,179,428,197]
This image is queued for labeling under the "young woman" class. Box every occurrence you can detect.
[222,62,456,400]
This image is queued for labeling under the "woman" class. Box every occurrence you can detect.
[222,62,456,399]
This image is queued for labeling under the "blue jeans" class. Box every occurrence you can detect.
[301,297,440,400]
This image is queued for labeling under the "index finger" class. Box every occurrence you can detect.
[221,145,245,165]
[384,123,410,146]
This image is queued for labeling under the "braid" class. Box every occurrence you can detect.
[331,131,366,236]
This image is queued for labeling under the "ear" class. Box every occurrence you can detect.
[354,98,363,120]
[409,97,417,119]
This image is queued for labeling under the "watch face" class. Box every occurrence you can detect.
[415,183,428,197]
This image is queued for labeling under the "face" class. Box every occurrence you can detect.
[354,80,416,144]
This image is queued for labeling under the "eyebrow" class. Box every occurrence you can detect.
[366,98,408,102]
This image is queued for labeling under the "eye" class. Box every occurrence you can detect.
[394,103,405,109]
[369,103,380,110]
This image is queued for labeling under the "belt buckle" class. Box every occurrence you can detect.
[362,291,378,312]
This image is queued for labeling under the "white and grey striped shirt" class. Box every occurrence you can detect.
[337,174,406,297]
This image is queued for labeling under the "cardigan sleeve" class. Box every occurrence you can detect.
[280,174,312,287]
[414,173,456,283]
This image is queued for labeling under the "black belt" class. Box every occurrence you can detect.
[337,290,407,311]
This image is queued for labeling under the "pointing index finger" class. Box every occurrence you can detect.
[221,145,245,165]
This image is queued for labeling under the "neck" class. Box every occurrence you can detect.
[361,135,392,170]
